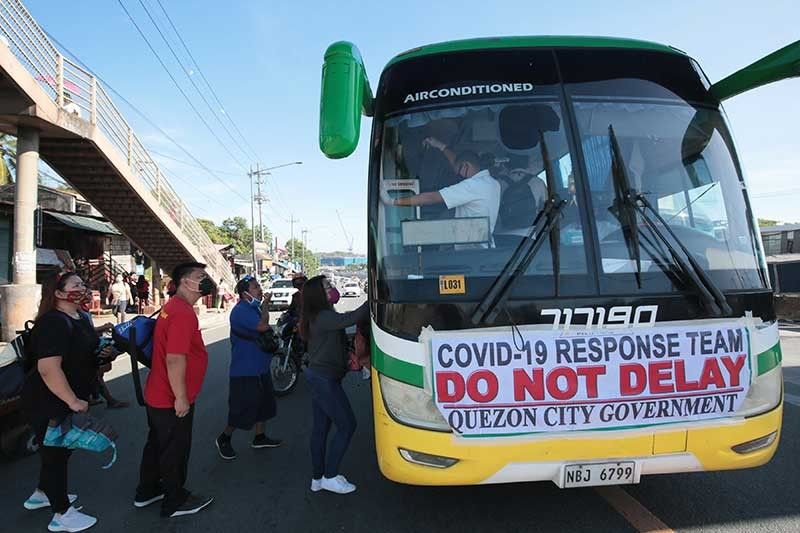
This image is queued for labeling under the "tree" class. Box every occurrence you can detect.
[197,218,226,243]
[0,134,14,186]
[758,218,780,227]
[285,238,320,275]
[197,217,273,257]
[220,217,254,255]
[1,133,74,190]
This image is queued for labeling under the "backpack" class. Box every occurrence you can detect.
[13,311,94,374]
[497,172,545,230]
[12,320,38,374]
[112,313,158,368]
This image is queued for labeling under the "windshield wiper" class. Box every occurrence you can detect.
[607,125,732,317]
[471,132,566,325]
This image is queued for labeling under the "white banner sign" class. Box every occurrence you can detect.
[430,323,751,437]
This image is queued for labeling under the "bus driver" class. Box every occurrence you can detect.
[380,137,501,249]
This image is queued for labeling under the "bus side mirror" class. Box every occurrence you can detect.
[319,41,374,159]
[711,39,800,101]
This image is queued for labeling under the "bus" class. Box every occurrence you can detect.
[319,36,798,488]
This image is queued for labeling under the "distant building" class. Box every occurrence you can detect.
[320,255,367,267]
[760,224,800,293]
[0,184,132,286]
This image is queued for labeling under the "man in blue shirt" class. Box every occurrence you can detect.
[215,276,282,460]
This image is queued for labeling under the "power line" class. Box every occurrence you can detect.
[116,0,249,172]
[42,28,249,202]
[157,166,221,211]
[147,148,242,176]
[135,0,252,163]
[153,0,261,161]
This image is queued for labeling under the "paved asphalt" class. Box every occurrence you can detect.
[3,296,799,532]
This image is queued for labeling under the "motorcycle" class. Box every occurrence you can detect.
[269,311,359,396]
[270,311,306,396]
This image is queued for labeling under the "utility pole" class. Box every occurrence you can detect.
[248,165,257,274]
[246,161,303,272]
[254,163,266,243]
[301,228,309,272]
[289,215,299,270]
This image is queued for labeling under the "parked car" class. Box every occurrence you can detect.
[266,278,297,310]
[342,282,362,297]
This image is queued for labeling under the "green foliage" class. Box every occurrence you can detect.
[758,218,780,227]
[198,218,226,243]
[198,216,273,256]
[285,238,320,275]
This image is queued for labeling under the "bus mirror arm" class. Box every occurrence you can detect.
[711,39,800,101]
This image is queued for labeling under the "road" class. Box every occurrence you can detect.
[3,295,799,532]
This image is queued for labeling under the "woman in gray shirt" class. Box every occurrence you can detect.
[299,275,368,495]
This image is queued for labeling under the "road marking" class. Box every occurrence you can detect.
[595,486,673,533]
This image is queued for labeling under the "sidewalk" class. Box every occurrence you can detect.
[91,306,230,332]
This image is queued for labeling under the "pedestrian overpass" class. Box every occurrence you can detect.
[0,0,236,289]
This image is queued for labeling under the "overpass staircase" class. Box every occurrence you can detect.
[0,0,236,287]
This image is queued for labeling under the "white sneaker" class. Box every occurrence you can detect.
[48,506,97,532]
[310,478,322,492]
[24,490,78,510]
[320,475,356,494]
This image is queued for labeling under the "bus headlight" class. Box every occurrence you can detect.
[379,374,451,432]
[737,366,782,417]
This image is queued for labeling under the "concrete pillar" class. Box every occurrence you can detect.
[13,127,39,285]
[151,261,161,307]
[0,127,41,341]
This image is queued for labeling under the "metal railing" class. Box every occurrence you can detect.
[0,0,236,288]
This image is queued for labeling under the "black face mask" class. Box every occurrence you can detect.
[184,276,216,296]
[199,277,215,296]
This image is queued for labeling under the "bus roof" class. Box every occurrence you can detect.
[386,36,685,69]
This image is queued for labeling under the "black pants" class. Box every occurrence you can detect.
[137,405,194,514]
[38,445,72,514]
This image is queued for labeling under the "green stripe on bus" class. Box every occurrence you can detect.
[371,339,782,389]
[757,342,782,376]
[371,339,425,387]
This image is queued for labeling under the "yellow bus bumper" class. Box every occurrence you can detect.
[372,375,783,486]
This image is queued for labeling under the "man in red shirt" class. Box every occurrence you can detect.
[134,262,215,518]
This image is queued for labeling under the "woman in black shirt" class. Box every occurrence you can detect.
[22,272,106,532]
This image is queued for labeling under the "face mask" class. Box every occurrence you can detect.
[184,277,215,296]
[327,286,340,305]
[80,289,93,311]
[57,289,88,304]
[245,291,262,308]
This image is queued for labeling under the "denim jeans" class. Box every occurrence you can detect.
[305,368,357,479]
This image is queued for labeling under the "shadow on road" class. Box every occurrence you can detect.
[2,334,799,532]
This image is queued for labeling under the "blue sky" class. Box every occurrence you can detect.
[25,0,800,253]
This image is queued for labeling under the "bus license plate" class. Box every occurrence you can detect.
[561,462,637,488]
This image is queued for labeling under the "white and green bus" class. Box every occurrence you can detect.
[319,36,798,487]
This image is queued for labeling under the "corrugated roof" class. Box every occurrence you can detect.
[45,211,120,235]
[760,224,800,234]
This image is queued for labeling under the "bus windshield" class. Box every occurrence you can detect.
[374,49,767,302]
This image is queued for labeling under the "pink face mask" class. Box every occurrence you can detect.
[327,286,340,305]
